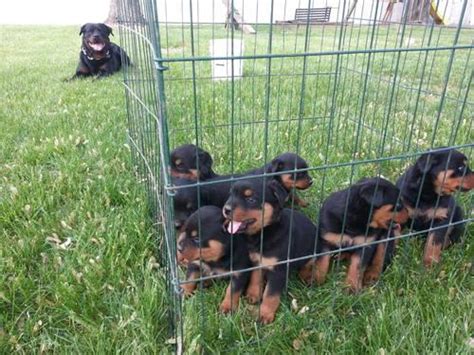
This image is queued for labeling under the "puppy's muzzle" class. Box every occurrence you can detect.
[222,205,232,218]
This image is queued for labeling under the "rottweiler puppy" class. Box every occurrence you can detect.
[318,177,408,293]
[222,179,320,324]
[176,206,251,313]
[170,144,217,180]
[396,149,474,267]
[257,152,313,207]
[171,152,313,229]
[70,23,130,79]
[170,147,312,193]
[171,177,231,230]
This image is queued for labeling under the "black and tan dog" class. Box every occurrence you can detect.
[222,179,320,324]
[171,150,313,229]
[396,149,474,267]
[176,206,251,313]
[70,23,130,79]
[318,177,408,293]
[170,144,216,180]
[170,145,312,194]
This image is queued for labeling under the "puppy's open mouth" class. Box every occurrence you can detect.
[226,219,256,234]
[88,41,105,52]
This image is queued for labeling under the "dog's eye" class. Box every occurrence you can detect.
[394,201,404,212]
[245,197,256,204]
[188,232,199,243]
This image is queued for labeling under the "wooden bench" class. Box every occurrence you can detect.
[292,7,332,24]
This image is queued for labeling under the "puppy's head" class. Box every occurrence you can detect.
[80,23,112,53]
[172,178,201,230]
[176,206,229,264]
[222,179,288,235]
[268,152,312,191]
[356,177,408,229]
[170,144,214,180]
[413,149,473,196]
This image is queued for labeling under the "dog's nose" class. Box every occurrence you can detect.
[222,205,231,217]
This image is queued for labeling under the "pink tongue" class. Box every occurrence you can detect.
[91,43,105,51]
[227,221,242,234]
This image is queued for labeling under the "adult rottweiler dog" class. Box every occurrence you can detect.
[396,148,474,267]
[176,206,251,313]
[318,177,408,293]
[222,179,321,324]
[70,23,130,79]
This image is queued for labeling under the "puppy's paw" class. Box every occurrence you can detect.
[258,307,276,325]
[181,284,195,297]
[362,271,379,286]
[297,198,309,208]
[246,291,261,305]
[344,280,362,295]
[219,299,238,314]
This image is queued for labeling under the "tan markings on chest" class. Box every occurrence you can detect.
[406,206,449,221]
[199,240,225,262]
[189,260,212,275]
[322,232,375,247]
[249,252,279,270]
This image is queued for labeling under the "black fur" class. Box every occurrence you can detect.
[318,177,407,291]
[171,152,313,228]
[176,206,251,313]
[69,23,131,80]
[396,149,473,264]
[223,178,320,323]
[170,144,217,180]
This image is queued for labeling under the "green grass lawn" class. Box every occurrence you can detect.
[1,24,473,353]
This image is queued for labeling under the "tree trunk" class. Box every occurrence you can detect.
[105,0,119,25]
[105,0,146,25]
[222,0,256,34]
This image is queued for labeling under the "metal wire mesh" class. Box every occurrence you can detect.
[117,0,472,351]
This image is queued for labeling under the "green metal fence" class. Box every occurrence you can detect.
[117,0,472,351]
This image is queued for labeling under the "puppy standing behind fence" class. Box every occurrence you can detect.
[69,23,131,80]
[397,149,474,267]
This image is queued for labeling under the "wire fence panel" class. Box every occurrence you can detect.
[118,0,473,352]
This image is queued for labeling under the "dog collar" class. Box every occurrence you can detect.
[81,47,111,61]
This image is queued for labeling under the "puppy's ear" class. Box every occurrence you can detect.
[197,149,213,179]
[101,23,114,36]
[359,183,386,207]
[268,179,288,208]
[270,158,284,173]
[415,152,438,175]
[79,24,87,35]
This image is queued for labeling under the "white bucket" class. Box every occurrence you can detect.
[209,39,244,81]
